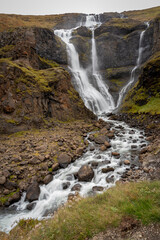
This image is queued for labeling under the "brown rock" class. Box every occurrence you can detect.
[104,141,111,148]
[77,165,94,182]
[76,147,84,155]
[71,183,82,191]
[52,163,59,171]
[57,153,71,168]
[92,186,104,191]
[43,174,53,184]
[102,167,114,173]
[94,135,108,144]
[107,132,114,139]
[112,152,120,158]
[100,145,107,151]
[0,176,6,185]
[124,160,130,165]
[26,182,40,202]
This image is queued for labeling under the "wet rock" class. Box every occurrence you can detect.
[26,202,36,210]
[100,145,107,151]
[112,152,120,158]
[104,141,111,148]
[0,176,6,185]
[90,146,95,151]
[131,145,137,149]
[8,191,21,204]
[141,147,148,154]
[43,174,53,185]
[52,163,59,171]
[92,186,104,191]
[106,176,114,183]
[26,182,40,202]
[102,167,114,173]
[71,183,82,191]
[94,135,108,144]
[91,161,98,167]
[107,132,114,139]
[77,165,94,182]
[62,182,70,190]
[124,160,130,165]
[57,153,71,168]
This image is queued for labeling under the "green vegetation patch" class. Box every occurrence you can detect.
[8,181,160,240]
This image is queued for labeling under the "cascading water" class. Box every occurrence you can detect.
[116,22,149,108]
[55,15,115,114]
[0,15,148,233]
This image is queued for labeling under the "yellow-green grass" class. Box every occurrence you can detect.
[0,13,81,32]
[123,6,160,22]
[6,181,160,240]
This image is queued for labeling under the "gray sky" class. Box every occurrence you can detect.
[0,0,160,15]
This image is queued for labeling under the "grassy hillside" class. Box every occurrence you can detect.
[123,6,160,22]
[0,13,81,32]
[3,181,160,240]
[0,6,160,33]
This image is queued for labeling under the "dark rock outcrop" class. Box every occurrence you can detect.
[77,165,94,182]
[26,182,40,202]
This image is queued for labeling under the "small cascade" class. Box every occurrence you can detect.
[116,22,149,108]
[55,14,115,114]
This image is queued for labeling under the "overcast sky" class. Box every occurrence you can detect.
[0,0,160,15]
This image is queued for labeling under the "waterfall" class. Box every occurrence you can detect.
[0,15,148,233]
[55,14,115,115]
[116,22,149,108]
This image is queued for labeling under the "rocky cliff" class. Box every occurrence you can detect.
[0,27,95,133]
[0,6,160,134]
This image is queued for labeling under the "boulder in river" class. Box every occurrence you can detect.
[26,182,40,202]
[43,174,53,185]
[77,165,94,182]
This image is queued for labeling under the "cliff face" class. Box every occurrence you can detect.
[0,27,95,133]
[0,7,160,134]
[120,16,160,115]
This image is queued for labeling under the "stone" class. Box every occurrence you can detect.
[4,181,17,190]
[26,202,36,210]
[91,161,98,167]
[100,145,107,151]
[107,132,114,139]
[77,165,94,182]
[0,176,6,185]
[104,141,111,148]
[76,147,84,155]
[106,176,114,183]
[71,183,82,191]
[57,153,71,168]
[62,182,70,190]
[112,152,120,158]
[92,186,104,191]
[102,167,114,173]
[94,135,108,144]
[90,146,95,151]
[43,174,53,185]
[8,191,21,204]
[26,182,40,202]
[124,160,130,165]
[52,163,59,171]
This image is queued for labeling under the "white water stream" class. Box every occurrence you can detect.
[0,15,148,233]
[116,22,150,108]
